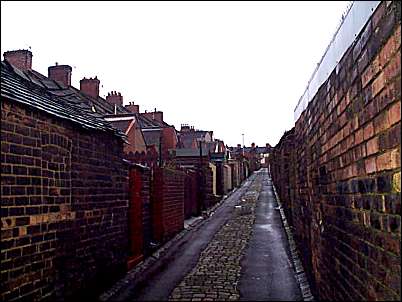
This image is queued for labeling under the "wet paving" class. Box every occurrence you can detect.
[103,169,304,301]
[238,171,302,301]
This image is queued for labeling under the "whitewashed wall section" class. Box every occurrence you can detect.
[294,1,381,121]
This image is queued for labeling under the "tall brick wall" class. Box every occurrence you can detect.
[1,99,129,301]
[201,166,217,209]
[270,128,296,227]
[127,166,145,270]
[152,167,185,243]
[270,1,401,300]
[140,167,152,256]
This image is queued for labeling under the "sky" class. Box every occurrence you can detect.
[1,1,351,147]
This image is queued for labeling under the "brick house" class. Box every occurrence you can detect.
[228,143,271,173]
[5,50,174,161]
[1,52,129,300]
[104,107,178,165]
[177,124,213,149]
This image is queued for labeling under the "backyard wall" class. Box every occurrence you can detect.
[1,99,129,301]
[271,1,401,300]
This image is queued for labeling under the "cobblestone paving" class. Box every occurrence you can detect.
[169,173,263,301]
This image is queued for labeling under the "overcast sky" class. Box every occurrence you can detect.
[1,1,350,147]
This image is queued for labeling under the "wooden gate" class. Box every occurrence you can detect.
[127,166,144,270]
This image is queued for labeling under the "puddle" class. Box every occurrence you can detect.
[257,224,273,232]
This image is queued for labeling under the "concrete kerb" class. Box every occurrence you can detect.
[270,179,315,302]
[98,183,245,301]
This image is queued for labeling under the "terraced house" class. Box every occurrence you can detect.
[1,49,252,301]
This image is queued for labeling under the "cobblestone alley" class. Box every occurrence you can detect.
[104,169,303,301]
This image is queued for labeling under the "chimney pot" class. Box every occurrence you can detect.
[3,49,33,71]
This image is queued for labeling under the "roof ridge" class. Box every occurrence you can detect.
[1,61,126,140]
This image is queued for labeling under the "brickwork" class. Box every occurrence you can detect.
[127,166,145,270]
[140,167,152,256]
[203,166,217,209]
[270,129,296,227]
[1,99,129,301]
[152,167,185,243]
[270,2,401,300]
[3,50,32,71]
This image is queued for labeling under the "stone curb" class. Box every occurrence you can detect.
[271,179,315,301]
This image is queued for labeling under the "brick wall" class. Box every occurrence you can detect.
[270,2,401,300]
[173,156,209,169]
[270,128,296,227]
[1,99,129,301]
[203,166,217,209]
[140,167,152,257]
[127,166,144,270]
[152,167,185,243]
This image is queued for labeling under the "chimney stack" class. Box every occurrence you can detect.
[80,77,100,99]
[3,49,32,71]
[181,124,190,132]
[141,109,164,122]
[125,101,139,113]
[48,63,72,87]
[106,91,123,106]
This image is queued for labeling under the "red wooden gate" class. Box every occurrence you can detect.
[127,166,144,270]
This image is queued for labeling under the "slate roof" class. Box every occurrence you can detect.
[142,130,162,147]
[178,130,211,148]
[1,61,125,139]
[255,147,270,154]
[103,113,165,131]
[25,69,129,115]
[175,147,209,157]
[228,146,270,154]
[136,114,162,129]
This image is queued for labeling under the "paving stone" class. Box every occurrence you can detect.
[169,174,262,301]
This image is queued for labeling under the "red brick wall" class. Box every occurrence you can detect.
[173,156,209,169]
[1,99,129,300]
[162,126,177,157]
[140,167,152,256]
[270,128,296,227]
[152,167,185,243]
[203,166,217,209]
[271,2,401,300]
[127,166,144,269]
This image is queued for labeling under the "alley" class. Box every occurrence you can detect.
[106,169,302,301]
